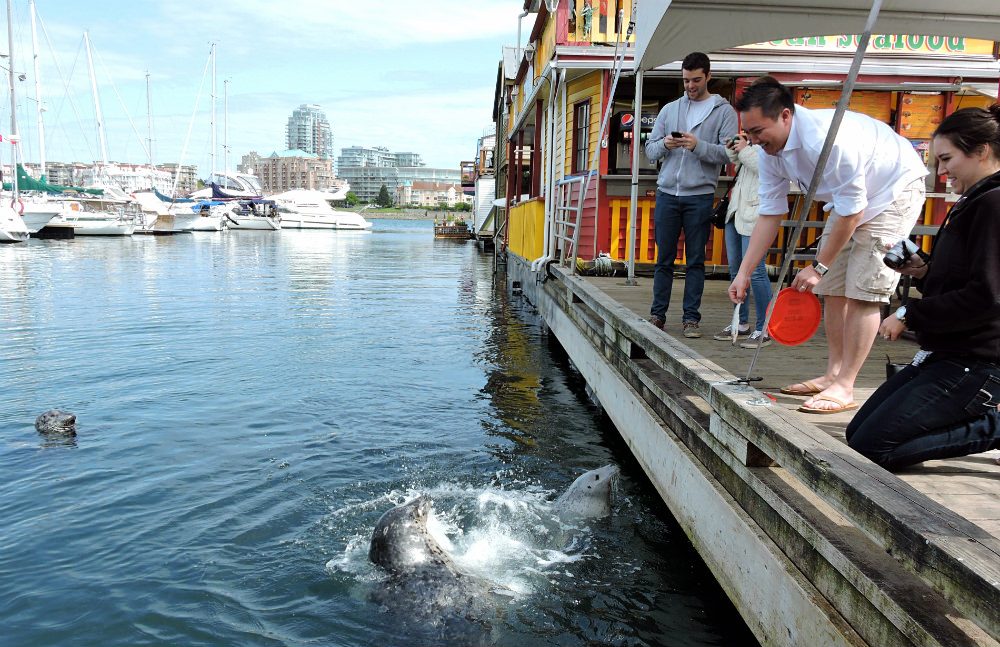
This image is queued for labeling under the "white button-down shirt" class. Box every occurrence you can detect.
[758,105,928,224]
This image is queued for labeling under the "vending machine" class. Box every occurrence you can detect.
[610,111,658,174]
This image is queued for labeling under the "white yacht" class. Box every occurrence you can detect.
[270,189,372,230]
[222,200,280,231]
[0,203,29,242]
[172,203,227,231]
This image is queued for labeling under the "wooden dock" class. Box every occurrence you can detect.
[507,254,1000,646]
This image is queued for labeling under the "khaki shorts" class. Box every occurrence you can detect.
[814,178,925,303]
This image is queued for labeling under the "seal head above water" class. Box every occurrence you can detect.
[35,410,77,436]
[555,464,620,518]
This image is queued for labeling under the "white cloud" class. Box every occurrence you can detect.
[6,0,524,175]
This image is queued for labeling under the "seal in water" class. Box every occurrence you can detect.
[35,410,77,436]
[368,495,511,625]
[554,464,620,518]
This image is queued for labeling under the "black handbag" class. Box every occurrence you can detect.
[713,165,741,230]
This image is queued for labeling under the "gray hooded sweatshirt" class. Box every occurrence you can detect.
[645,94,738,197]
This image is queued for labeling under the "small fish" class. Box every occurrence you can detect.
[731,302,742,346]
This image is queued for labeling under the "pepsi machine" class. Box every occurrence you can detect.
[610,111,657,174]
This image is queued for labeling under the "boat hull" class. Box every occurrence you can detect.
[170,213,226,231]
[279,215,371,230]
[225,215,280,230]
[0,206,29,242]
[63,218,136,236]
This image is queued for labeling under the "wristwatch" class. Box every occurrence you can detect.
[812,260,829,276]
[895,305,907,324]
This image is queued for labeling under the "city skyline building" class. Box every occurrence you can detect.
[337,145,460,203]
[245,149,340,194]
[285,104,334,163]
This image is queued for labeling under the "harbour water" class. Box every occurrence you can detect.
[0,220,756,646]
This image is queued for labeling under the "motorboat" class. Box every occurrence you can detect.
[269,189,372,230]
[0,203,29,242]
[172,202,227,231]
[222,199,280,231]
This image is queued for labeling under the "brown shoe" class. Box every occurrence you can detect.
[682,321,701,338]
[648,315,664,329]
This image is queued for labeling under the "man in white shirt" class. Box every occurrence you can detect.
[729,80,927,414]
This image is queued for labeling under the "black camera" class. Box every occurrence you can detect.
[883,238,925,270]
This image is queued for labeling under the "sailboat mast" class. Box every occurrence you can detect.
[6,0,17,140]
[146,73,152,168]
[224,79,228,174]
[29,0,44,178]
[210,42,215,177]
[6,0,19,195]
[84,31,108,166]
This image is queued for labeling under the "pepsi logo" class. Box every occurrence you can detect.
[621,114,634,127]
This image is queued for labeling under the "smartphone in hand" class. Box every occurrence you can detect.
[671,131,682,138]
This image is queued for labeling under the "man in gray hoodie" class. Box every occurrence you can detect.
[645,52,738,337]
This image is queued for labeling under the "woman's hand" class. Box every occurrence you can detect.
[896,253,929,279]
[879,314,906,341]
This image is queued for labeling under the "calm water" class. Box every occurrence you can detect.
[0,220,756,646]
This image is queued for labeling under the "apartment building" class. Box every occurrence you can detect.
[337,146,461,202]
[285,104,334,162]
[395,181,472,208]
[253,150,337,193]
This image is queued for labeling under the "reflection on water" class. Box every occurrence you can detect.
[0,221,756,647]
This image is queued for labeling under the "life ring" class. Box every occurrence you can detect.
[11,199,23,215]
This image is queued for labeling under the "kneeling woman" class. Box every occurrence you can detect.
[846,104,1000,470]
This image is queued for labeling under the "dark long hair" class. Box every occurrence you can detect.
[932,103,1000,161]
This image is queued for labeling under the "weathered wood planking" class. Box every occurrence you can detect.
[518,260,1000,644]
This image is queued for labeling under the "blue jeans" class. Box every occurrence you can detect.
[846,356,1000,470]
[725,219,772,331]
[650,192,714,323]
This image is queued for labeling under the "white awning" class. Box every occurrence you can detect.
[636,1,1000,72]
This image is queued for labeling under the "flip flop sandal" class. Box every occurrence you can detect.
[780,380,823,396]
[798,395,859,415]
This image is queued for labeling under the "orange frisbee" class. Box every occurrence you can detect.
[767,288,822,345]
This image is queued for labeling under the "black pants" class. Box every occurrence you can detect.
[846,355,1000,470]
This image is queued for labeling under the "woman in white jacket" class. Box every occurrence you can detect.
[714,133,773,347]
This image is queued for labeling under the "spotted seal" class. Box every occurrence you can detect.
[554,464,620,518]
[368,495,511,622]
[35,410,77,436]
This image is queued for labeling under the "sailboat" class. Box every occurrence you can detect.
[208,80,277,230]
[53,31,137,236]
[0,0,36,241]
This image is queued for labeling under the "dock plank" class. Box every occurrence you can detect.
[572,270,1000,640]
[585,273,1000,535]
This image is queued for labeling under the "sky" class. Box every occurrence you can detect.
[1,0,527,177]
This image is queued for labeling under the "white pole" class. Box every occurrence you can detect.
[6,0,18,196]
[224,79,229,174]
[84,31,108,166]
[146,73,153,168]
[626,69,643,286]
[29,0,44,178]
[210,42,216,177]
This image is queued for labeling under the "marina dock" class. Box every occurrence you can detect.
[508,255,1000,646]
